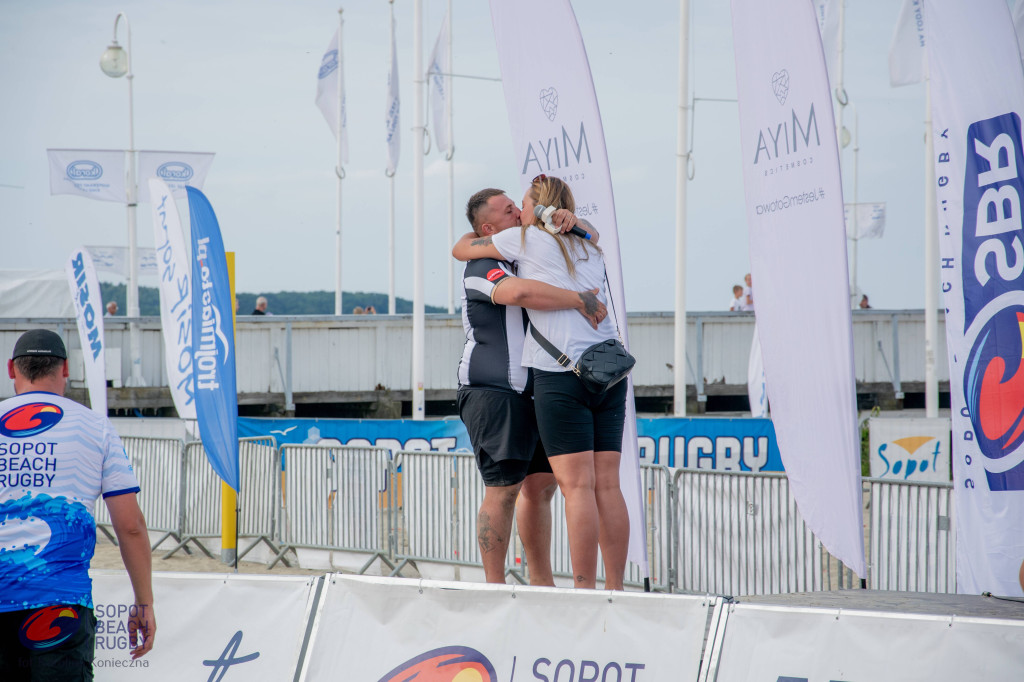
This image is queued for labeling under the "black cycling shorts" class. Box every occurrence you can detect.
[532,369,628,456]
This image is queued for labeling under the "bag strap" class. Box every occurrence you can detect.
[527,319,575,369]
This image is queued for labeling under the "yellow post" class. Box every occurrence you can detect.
[221,251,238,566]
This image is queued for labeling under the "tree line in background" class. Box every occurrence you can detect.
[99,283,447,316]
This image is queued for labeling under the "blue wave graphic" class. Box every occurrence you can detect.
[0,493,95,610]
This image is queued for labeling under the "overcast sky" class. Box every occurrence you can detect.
[0,0,967,312]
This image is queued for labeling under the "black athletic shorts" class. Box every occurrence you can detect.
[457,387,552,487]
[0,604,96,681]
[533,369,628,456]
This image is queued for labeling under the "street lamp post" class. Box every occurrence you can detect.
[100,12,144,387]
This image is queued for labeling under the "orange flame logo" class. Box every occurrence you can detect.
[378,646,497,682]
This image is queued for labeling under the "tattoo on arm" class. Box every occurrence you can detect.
[470,236,493,247]
[578,290,600,316]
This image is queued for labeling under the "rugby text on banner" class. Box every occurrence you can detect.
[889,0,927,87]
[428,11,452,154]
[186,186,239,491]
[136,151,215,203]
[926,0,1024,596]
[316,26,349,163]
[65,247,107,416]
[385,15,401,175]
[488,0,648,575]
[47,149,126,203]
[729,0,866,576]
[149,178,196,420]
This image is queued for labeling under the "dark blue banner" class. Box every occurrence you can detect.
[187,187,239,491]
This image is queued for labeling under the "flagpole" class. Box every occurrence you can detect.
[851,103,859,303]
[673,0,690,416]
[924,71,939,418]
[412,0,426,419]
[388,0,397,316]
[446,0,455,315]
[335,7,345,316]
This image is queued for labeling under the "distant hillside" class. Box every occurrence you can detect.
[99,283,448,316]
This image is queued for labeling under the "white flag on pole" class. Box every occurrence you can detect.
[428,11,452,154]
[844,202,887,240]
[748,324,767,418]
[65,248,107,416]
[149,178,197,420]
[927,0,1024,596]
[137,151,215,203]
[385,16,401,174]
[730,0,866,576]
[316,27,349,164]
[889,0,927,87]
[814,0,840,90]
[86,246,157,277]
[47,149,126,203]
[489,0,648,575]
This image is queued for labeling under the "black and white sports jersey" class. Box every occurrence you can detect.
[457,258,531,394]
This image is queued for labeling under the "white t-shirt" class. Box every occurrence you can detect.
[741,285,755,311]
[729,296,743,311]
[491,226,617,372]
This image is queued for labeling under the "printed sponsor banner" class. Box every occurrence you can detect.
[315,26,349,163]
[713,604,1024,681]
[844,202,887,240]
[869,417,951,483]
[489,0,646,572]
[187,187,238,490]
[927,0,1024,595]
[86,246,157,278]
[385,15,400,174]
[300,575,711,682]
[890,0,927,87]
[90,570,316,680]
[237,416,785,472]
[149,179,196,420]
[428,11,451,154]
[47,149,126,203]
[137,152,214,203]
[730,0,866,575]
[65,248,106,415]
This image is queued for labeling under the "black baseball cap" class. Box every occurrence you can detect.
[11,330,67,360]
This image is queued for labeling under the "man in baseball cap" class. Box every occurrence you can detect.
[11,328,67,360]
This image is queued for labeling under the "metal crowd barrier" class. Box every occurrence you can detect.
[94,436,185,551]
[236,436,281,561]
[163,441,226,559]
[272,444,394,572]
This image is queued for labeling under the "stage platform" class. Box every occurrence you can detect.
[736,589,1024,620]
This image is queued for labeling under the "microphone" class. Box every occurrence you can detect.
[534,204,592,240]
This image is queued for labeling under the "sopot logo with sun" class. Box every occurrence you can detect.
[377,646,497,682]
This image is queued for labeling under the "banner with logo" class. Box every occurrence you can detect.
[927,0,1024,596]
[65,248,107,415]
[844,202,887,240]
[137,152,214,203]
[869,417,950,483]
[187,187,238,491]
[385,15,400,175]
[890,0,927,87]
[712,604,1024,681]
[86,246,157,278]
[428,11,451,154]
[149,179,196,421]
[300,576,712,681]
[47,149,126,203]
[489,0,647,573]
[91,571,317,680]
[729,0,866,576]
[316,27,349,163]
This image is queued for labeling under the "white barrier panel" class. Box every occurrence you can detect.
[302,575,713,681]
[712,604,1024,681]
[91,570,318,680]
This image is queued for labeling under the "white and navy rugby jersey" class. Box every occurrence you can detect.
[0,391,140,612]
[458,258,532,394]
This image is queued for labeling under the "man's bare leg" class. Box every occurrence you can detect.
[517,472,557,586]
[478,483,522,583]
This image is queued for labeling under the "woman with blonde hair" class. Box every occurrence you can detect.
[452,175,629,590]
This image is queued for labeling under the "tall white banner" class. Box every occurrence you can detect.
[890,0,927,87]
[729,0,866,575]
[47,149,126,203]
[747,324,767,418]
[814,0,840,90]
[65,248,107,415]
[86,246,157,278]
[428,12,451,154]
[927,0,1024,596]
[149,178,197,420]
[1016,1,1024,66]
[137,151,215,203]
[385,16,401,175]
[488,0,647,571]
[316,27,349,163]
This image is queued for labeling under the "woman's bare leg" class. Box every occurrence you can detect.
[547,451,599,588]
[594,450,629,590]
